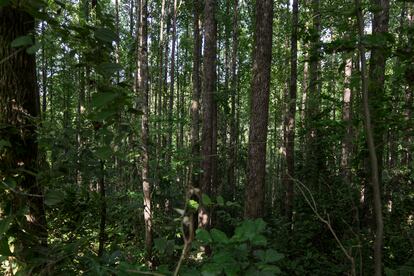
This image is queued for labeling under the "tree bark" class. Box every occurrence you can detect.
[136,0,153,260]
[191,0,202,189]
[305,0,322,187]
[168,0,178,167]
[368,0,389,187]
[282,0,298,222]
[228,0,238,201]
[244,0,273,219]
[0,6,48,271]
[200,0,217,228]
[341,57,353,186]
[356,1,384,275]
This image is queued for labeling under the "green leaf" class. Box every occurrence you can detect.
[0,217,12,239]
[154,238,167,254]
[0,237,11,256]
[97,62,123,77]
[216,195,224,206]
[0,0,12,8]
[45,190,64,206]
[95,146,112,160]
[264,249,284,263]
[26,41,41,54]
[196,228,212,243]
[188,199,199,210]
[94,27,118,43]
[91,92,118,108]
[210,228,229,244]
[0,139,11,149]
[254,218,267,233]
[251,234,267,246]
[202,193,212,206]
[11,35,33,48]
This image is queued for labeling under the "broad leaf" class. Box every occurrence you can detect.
[11,35,33,48]
[94,27,117,43]
[45,190,64,206]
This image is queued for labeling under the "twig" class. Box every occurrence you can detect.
[288,174,356,276]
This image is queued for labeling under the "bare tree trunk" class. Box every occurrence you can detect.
[368,0,389,188]
[0,6,48,272]
[228,0,238,201]
[97,160,106,257]
[404,3,414,166]
[191,0,202,188]
[167,0,178,167]
[200,0,217,228]
[305,0,322,187]
[136,0,153,260]
[282,0,298,222]
[245,0,273,219]
[341,57,353,186]
[355,1,384,275]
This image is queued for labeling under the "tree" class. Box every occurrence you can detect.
[136,0,153,259]
[0,5,48,271]
[355,0,384,274]
[244,0,274,219]
[283,0,298,222]
[191,0,202,188]
[200,0,218,227]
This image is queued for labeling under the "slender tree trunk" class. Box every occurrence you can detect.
[136,0,153,260]
[191,0,202,188]
[305,0,322,187]
[404,3,414,165]
[228,0,238,201]
[98,160,106,257]
[0,6,48,271]
[168,0,178,167]
[356,1,384,275]
[244,0,274,219]
[368,0,389,188]
[200,0,217,228]
[41,21,47,116]
[341,57,353,186]
[282,0,298,222]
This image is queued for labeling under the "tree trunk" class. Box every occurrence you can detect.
[200,0,217,228]
[191,0,202,189]
[305,0,322,187]
[356,1,384,275]
[136,0,153,260]
[228,0,238,201]
[341,57,353,186]
[168,0,178,167]
[404,3,413,166]
[282,0,298,222]
[244,0,273,219]
[0,6,48,271]
[368,0,389,188]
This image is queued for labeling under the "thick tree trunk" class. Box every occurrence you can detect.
[136,0,153,260]
[200,0,217,228]
[244,0,273,219]
[0,6,48,271]
[282,0,298,222]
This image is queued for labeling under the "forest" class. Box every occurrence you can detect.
[0,0,413,275]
